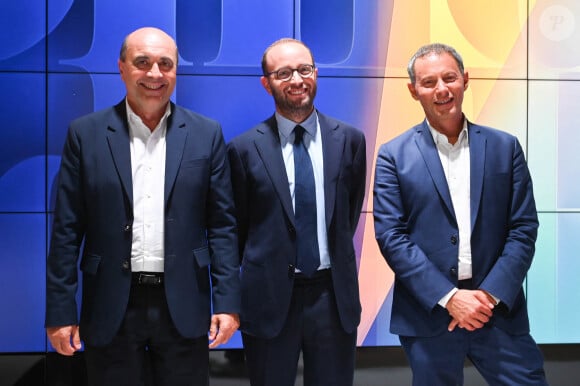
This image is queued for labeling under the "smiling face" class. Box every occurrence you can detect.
[261,41,317,123]
[408,51,469,138]
[118,27,177,126]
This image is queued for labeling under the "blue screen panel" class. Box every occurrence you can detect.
[176,75,273,142]
[0,74,46,212]
[0,1,47,71]
[0,214,46,352]
[302,0,392,77]
[48,0,176,73]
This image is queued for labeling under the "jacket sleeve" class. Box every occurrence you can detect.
[479,137,538,309]
[46,124,85,327]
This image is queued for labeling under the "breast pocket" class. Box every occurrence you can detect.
[181,158,208,169]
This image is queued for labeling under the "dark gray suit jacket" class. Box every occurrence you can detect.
[46,100,240,346]
[227,111,366,338]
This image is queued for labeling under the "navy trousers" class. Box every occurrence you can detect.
[400,325,548,386]
[242,271,357,386]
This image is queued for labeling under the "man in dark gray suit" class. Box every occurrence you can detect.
[46,27,240,386]
[227,38,367,386]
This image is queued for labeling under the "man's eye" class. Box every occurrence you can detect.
[135,60,149,69]
[298,65,313,75]
[277,69,291,79]
[159,61,174,70]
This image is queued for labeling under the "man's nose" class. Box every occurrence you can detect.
[148,63,162,77]
[435,78,447,91]
[289,69,302,82]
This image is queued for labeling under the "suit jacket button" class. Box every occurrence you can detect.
[450,268,457,277]
[450,235,458,244]
[122,260,130,270]
[124,224,131,232]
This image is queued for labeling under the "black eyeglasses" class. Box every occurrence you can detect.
[266,64,315,81]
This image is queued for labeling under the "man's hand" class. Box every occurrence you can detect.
[446,290,494,332]
[46,325,82,356]
[208,313,240,348]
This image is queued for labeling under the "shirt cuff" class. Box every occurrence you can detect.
[438,287,458,308]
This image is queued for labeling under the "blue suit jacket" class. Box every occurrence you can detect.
[227,112,366,338]
[373,120,538,337]
[46,100,240,346]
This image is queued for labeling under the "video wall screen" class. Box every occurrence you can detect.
[1,0,579,352]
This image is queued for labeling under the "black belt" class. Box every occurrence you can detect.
[293,268,331,286]
[458,279,473,290]
[132,272,164,286]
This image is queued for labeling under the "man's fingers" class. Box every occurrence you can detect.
[47,325,81,356]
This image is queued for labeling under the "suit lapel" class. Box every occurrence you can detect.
[254,117,295,224]
[319,113,343,228]
[164,104,187,205]
[414,121,455,218]
[468,123,485,231]
[106,102,133,206]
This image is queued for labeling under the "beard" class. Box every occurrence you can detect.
[271,83,317,118]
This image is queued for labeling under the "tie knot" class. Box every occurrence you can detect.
[294,125,306,145]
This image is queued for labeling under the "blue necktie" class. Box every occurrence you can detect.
[293,125,320,277]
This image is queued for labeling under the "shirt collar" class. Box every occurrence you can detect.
[428,118,469,147]
[126,99,172,138]
[275,110,318,142]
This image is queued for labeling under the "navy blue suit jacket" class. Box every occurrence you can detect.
[227,112,366,338]
[46,100,241,346]
[373,120,538,337]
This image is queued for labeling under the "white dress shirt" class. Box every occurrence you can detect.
[276,111,330,270]
[127,101,171,273]
[429,121,472,306]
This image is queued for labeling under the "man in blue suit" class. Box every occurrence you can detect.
[373,43,548,385]
[227,38,366,386]
[45,27,240,386]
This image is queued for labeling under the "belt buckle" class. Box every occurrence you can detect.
[138,273,162,285]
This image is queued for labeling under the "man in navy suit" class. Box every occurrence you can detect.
[227,38,366,386]
[45,27,240,386]
[373,43,548,385]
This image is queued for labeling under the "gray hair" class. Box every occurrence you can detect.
[407,43,464,84]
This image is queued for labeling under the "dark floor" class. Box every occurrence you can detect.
[1,345,579,385]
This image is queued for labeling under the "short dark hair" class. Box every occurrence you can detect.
[261,38,315,75]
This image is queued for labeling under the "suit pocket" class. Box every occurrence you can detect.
[193,246,211,268]
[80,254,101,275]
[181,158,208,169]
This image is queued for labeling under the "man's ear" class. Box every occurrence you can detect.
[463,71,469,91]
[260,76,273,96]
[407,82,419,100]
[118,60,125,81]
